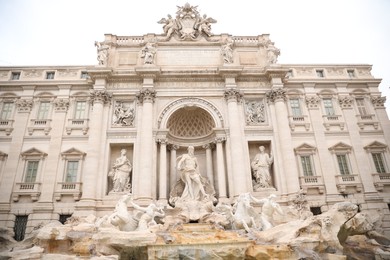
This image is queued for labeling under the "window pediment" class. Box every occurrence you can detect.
[364,141,387,152]
[21,148,47,160]
[61,148,86,160]
[294,143,316,155]
[328,142,352,153]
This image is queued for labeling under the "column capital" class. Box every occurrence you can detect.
[305,95,320,109]
[371,96,386,109]
[266,88,286,103]
[15,99,33,113]
[156,138,167,145]
[214,137,226,143]
[136,88,156,104]
[89,90,112,106]
[168,144,180,151]
[224,88,243,102]
[53,98,70,112]
[202,143,215,150]
[338,95,354,109]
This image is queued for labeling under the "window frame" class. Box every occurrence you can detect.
[60,148,86,183]
[19,148,47,184]
[316,69,324,78]
[364,141,389,174]
[11,72,21,80]
[289,98,303,117]
[322,98,336,116]
[46,71,55,79]
[336,154,351,175]
[355,97,369,116]
[36,101,51,120]
[0,101,14,120]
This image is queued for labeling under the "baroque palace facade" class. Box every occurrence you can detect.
[0,3,389,239]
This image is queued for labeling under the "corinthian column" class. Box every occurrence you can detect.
[157,138,168,201]
[266,88,300,193]
[169,144,179,190]
[224,88,249,196]
[78,89,111,211]
[214,137,227,198]
[202,143,214,186]
[136,88,156,201]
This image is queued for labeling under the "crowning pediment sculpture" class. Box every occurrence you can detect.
[158,3,217,41]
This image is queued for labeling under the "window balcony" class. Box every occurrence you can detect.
[299,175,325,194]
[322,115,345,131]
[288,115,310,131]
[54,182,82,201]
[335,174,363,193]
[28,119,52,135]
[356,114,379,130]
[12,182,41,202]
[66,119,89,135]
[372,173,390,192]
[0,119,14,135]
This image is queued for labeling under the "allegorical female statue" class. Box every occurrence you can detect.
[108,149,132,193]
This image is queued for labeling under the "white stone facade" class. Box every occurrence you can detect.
[0,3,390,237]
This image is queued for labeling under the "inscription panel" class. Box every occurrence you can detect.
[156,48,221,66]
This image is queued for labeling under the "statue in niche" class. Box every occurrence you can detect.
[221,39,234,64]
[245,100,265,124]
[113,102,135,126]
[177,146,208,201]
[108,149,132,193]
[94,41,109,66]
[251,146,274,190]
[141,42,157,64]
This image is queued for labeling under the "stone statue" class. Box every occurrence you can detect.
[108,149,132,193]
[94,41,109,66]
[177,146,208,201]
[113,102,135,126]
[230,193,262,232]
[251,146,274,189]
[194,14,216,37]
[221,40,234,64]
[108,194,138,231]
[129,199,165,231]
[157,14,180,40]
[257,194,284,230]
[266,44,280,64]
[141,42,157,64]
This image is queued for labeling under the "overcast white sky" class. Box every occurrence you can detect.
[0,0,389,116]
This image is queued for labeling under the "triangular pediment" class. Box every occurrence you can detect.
[294,143,316,154]
[364,141,387,152]
[21,148,47,159]
[328,142,352,152]
[61,148,86,159]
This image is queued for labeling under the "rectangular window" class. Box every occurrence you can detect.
[65,161,79,182]
[80,71,88,79]
[0,102,14,120]
[46,72,55,79]
[300,156,314,176]
[37,101,50,120]
[372,153,386,173]
[289,99,302,117]
[336,154,350,175]
[14,215,28,241]
[74,101,86,119]
[11,72,21,80]
[25,161,39,183]
[316,70,324,78]
[347,70,355,78]
[323,98,335,115]
[356,98,368,116]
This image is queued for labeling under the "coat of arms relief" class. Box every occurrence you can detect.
[158,3,217,41]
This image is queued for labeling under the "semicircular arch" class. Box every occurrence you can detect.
[158,97,224,129]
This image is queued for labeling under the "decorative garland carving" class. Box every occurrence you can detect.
[245,100,266,125]
[305,95,320,109]
[15,99,33,112]
[53,98,70,112]
[338,96,354,109]
[371,96,386,108]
